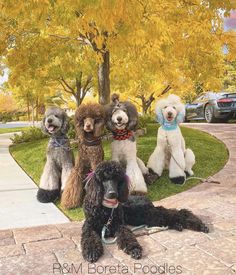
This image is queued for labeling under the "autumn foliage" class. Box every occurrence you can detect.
[0,0,236,115]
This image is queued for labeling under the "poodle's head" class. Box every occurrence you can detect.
[41,107,69,136]
[156,94,185,125]
[105,94,138,131]
[75,103,105,139]
[85,161,130,208]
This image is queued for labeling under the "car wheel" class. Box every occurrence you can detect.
[184,116,190,122]
[204,104,217,123]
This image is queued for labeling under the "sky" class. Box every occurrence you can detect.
[224,10,236,31]
[0,9,236,87]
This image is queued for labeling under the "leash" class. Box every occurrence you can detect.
[165,134,220,186]
[101,207,169,245]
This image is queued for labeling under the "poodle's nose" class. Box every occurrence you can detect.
[167,112,173,117]
[107,191,117,199]
[48,118,53,123]
[117,116,122,122]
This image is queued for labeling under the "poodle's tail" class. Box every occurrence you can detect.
[61,166,84,209]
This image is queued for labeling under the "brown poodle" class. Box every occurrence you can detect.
[61,103,105,209]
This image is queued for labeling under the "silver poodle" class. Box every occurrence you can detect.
[37,107,74,203]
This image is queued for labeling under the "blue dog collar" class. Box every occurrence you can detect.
[161,120,178,131]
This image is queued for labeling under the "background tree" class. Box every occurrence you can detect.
[0,0,236,109]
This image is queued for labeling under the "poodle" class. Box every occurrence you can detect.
[61,103,105,209]
[147,94,195,184]
[105,94,152,195]
[81,161,209,263]
[37,107,74,203]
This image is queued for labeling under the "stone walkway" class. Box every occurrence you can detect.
[0,124,236,275]
[0,133,69,230]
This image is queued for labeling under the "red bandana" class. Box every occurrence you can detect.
[112,129,133,141]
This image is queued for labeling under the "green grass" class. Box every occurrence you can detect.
[10,124,228,221]
[0,127,29,134]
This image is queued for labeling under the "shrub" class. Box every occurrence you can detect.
[67,115,76,139]
[138,114,156,128]
[11,127,47,144]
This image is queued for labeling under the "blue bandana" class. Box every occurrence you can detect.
[161,120,178,131]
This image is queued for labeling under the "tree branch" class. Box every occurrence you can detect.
[58,79,75,96]
[60,77,75,94]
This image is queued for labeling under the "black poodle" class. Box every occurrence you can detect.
[81,161,209,263]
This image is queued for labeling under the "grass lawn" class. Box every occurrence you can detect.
[0,127,29,134]
[10,124,228,221]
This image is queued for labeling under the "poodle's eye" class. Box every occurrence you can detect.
[164,106,168,109]
[173,106,176,109]
[54,115,58,118]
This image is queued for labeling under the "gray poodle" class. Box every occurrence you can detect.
[37,107,74,203]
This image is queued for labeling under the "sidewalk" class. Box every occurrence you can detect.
[0,124,236,275]
[0,133,69,230]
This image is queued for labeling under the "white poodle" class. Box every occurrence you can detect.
[105,94,154,194]
[147,94,195,184]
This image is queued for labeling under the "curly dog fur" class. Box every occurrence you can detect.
[105,94,152,194]
[37,107,74,203]
[148,94,195,184]
[81,161,209,263]
[61,103,105,209]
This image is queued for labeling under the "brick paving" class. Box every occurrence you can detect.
[0,123,236,275]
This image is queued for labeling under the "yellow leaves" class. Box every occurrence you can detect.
[0,93,17,112]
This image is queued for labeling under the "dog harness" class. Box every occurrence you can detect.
[112,129,134,141]
[49,136,70,151]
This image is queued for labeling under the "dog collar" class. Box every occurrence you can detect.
[83,137,102,146]
[161,120,178,131]
[112,129,133,141]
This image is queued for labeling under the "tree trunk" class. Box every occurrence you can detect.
[31,103,35,126]
[26,98,30,121]
[35,97,39,121]
[98,51,110,105]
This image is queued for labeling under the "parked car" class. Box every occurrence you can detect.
[185,92,236,123]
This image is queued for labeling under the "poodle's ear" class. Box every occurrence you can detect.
[118,175,129,203]
[105,105,116,131]
[61,113,70,134]
[94,117,105,137]
[85,175,103,207]
[41,117,48,135]
[175,102,186,124]
[74,111,85,138]
[125,102,138,131]
[156,108,164,124]
[176,111,185,124]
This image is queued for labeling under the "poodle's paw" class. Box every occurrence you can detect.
[37,188,60,203]
[144,171,159,185]
[171,223,183,231]
[200,224,209,233]
[129,246,142,260]
[185,170,194,177]
[84,249,102,263]
[170,176,185,185]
